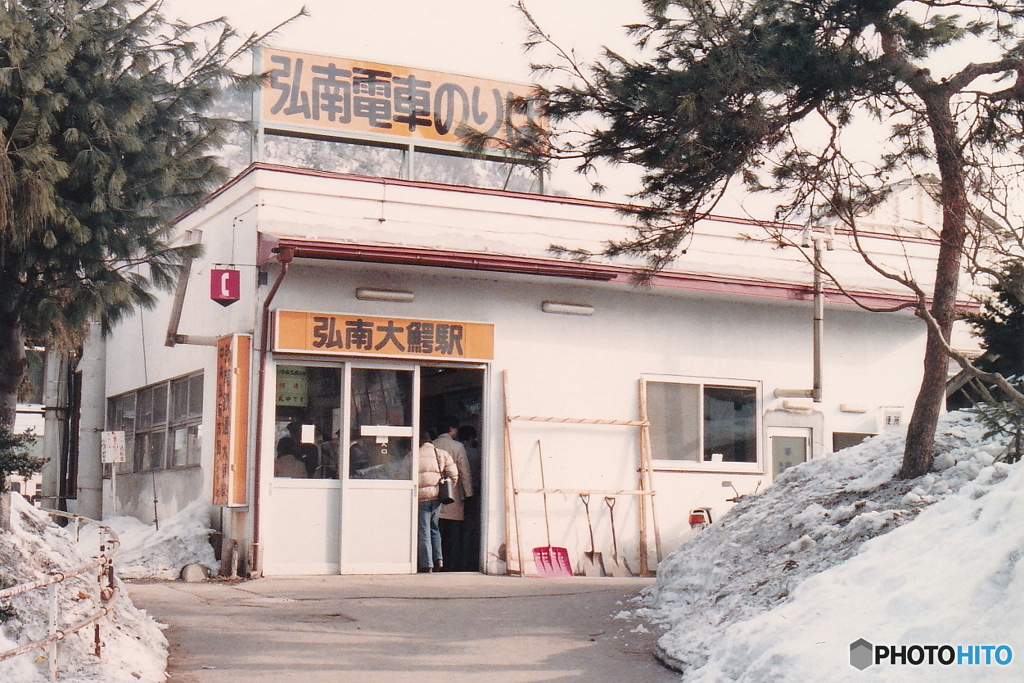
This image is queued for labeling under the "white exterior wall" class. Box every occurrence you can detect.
[101,165,939,575]
[266,258,923,574]
[103,179,262,527]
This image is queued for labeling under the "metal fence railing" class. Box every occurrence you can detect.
[0,509,120,681]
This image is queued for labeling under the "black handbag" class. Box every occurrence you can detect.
[434,447,456,504]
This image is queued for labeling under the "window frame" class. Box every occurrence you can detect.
[644,374,764,473]
[106,371,204,475]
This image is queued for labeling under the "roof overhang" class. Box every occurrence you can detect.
[257,234,961,312]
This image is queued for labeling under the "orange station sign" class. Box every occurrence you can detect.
[260,47,540,149]
[212,334,251,506]
[274,310,493,361]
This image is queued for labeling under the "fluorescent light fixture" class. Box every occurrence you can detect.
[541,301,594,316]
[356,288,414,302]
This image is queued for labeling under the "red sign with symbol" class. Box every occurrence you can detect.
[211,268,240,306]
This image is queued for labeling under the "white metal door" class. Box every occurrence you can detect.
[769,427,812,480]
[339,365,419,574]
[264,363,344,576]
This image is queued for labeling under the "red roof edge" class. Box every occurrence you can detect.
[261,235,964,312]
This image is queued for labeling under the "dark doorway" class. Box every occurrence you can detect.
[419,366,484,571]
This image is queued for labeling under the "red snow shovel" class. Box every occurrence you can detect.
[532,440,572,577]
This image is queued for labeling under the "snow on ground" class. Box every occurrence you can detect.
[0,494,167,683]
[4,412,1020,682]
[629,412,1022,681]
[1,497,218,681]
[79,499,219,580]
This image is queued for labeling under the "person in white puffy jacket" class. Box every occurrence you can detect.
[417,435,458,572]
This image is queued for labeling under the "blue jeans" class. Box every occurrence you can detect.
[418,499,442,570]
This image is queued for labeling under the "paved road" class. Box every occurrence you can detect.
[127,574,679,683]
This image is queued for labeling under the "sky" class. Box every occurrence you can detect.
[164,0,648,85]
[159,0,1015,217]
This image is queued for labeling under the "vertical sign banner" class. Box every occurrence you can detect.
[260,47,542,149]
[213,334,252,506]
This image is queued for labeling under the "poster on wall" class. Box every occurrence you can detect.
[100,431,126,464]
[275,365,309,407]
[259,47,541,151]
[213,334,251,506]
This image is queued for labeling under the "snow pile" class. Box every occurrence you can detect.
[678,450,1024,682]
[635,412,1022,681]
[81,499,218,580]
[0,494,167,683]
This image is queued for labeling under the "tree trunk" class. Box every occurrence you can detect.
[0,308,26,430]
[899,93,967,479]
[901,322,954,478]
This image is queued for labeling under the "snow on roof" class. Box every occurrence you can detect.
[181,163,952,308]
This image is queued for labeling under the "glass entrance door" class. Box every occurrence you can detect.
[339,366,418,573]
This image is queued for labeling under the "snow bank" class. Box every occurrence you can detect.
[0,494,167,683]
[684,454,1023,682]
[637,413,1021,680]
[80,499,218,580]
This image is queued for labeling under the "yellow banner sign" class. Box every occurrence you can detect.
[275,311,494,360]
[213,334,251,507]
[260,48,539,148]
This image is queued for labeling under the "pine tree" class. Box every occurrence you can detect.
[0,425,41,493]
[0,0,293,427]
[494,0,1024,478]
[968,268,1024,380]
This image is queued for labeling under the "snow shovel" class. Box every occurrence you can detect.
[578,494,606,577]
[532,441,573,577]
[604,497,634,577]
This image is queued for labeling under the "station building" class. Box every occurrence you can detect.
[91,49,955,576]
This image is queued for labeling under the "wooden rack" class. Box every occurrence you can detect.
[502,371,662,577]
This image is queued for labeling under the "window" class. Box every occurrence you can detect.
[260,131,543,194]
[106,371,204,474]
[20,349,45,405]
[273,365,343,479]
[413,149,542,193]
[646,378,760,468]
[833,432,875,452]
[263,131,406,177]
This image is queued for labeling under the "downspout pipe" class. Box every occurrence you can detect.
[811,238,824,403]
[249,245,294,578]
[773,235,829,403]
